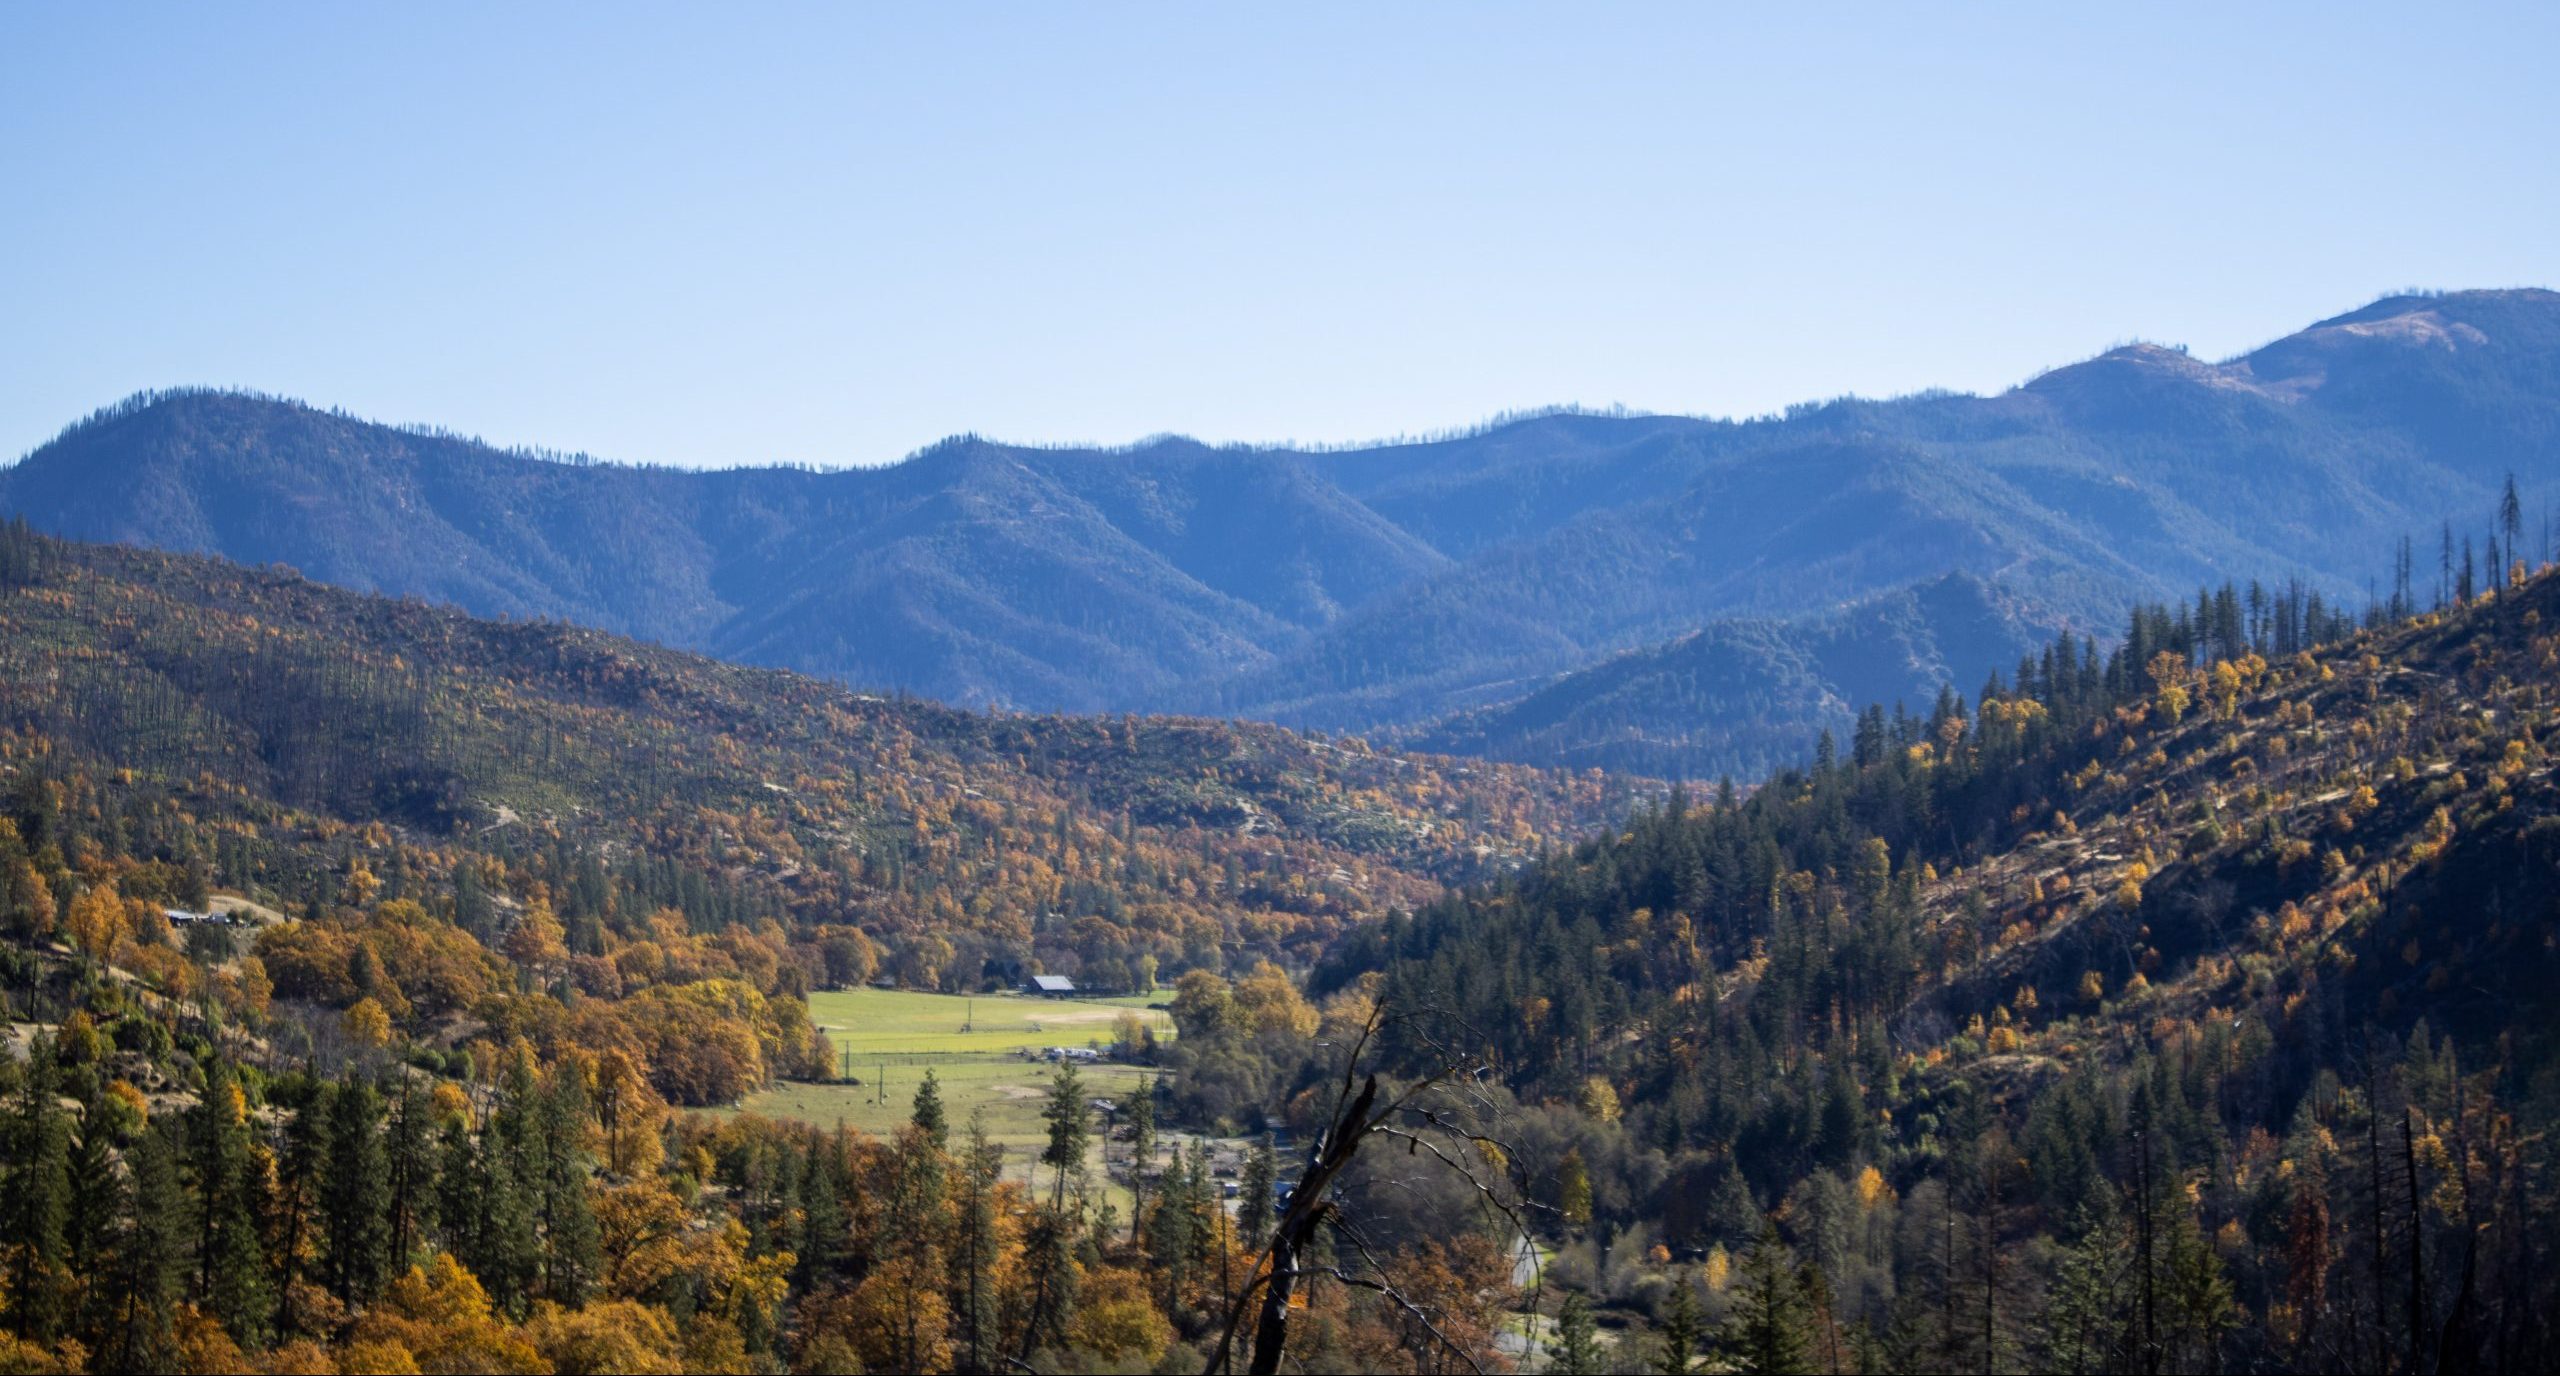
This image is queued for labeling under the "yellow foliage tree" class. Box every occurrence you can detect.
[352,1254,545,1375]
[1576,1076,1623,1125]
[1230,960,1319,1039]
[343,996,393,1049]
[65,882,127,963]
[1066,1265,1174,1366]
[525,1299,685,1375]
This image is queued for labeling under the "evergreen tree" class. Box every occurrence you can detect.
[270,1083,330,1335]
[950,1109,1004,1376]
[185,1055,271,1346]
[1039,1062,1089,1212]
[533,1066,601,1305]
[1023,1068,1091,1364]
[2037,1208,2127,1375]
[319,1077,391,1303]
[1019,1203,1080,1361]
[1655,1273,1704,1374]
[1550,1289,1604,1375]
[1125,1076,1157,1247]
[1719,1224,1811,1375]
[432,1115,485,1280]
[383,1073,436,1273]
[63,1083,123,1346]
[5,1043,70,1340]
[1238,1131,1277,1252]
[105,1123,185,1373]
[480,1057,545,1312]
[886,1121,948,1263]
[2502,473,2525,569]
[1145,1144,1200,1311]
[798,1132,845,1289]
[911,1067,948,1148]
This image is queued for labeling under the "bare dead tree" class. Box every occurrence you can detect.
[1202,998,1542,1376]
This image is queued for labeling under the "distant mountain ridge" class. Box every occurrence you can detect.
[1401,572,2049,779]
[7,288,2557,776]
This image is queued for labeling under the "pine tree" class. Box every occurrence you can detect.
[1655,1273,1704,1374]
[271,1084,330,1336]
[320,1077,391,1304]
[106,1123,185,1373]
[481,1057,545,1313]
[2502,473,2525,569]
[1145,1142,1200,1311]
[5,1043,70,1340]
[1039,1062,1089,1213]
[533,1066,601,1305]
[911,1067,948,1148]
[886,1122,948,1264]
[64,1084,124,1347]
[433,1114,485,1278]
[798,1132,845,1289]
[950,1109,1004,1376]
[1719,1224,1811,1375]
[1550,1289,1604,1375]
[384,1073,436,1273]
[186,1055,271,1346]
[1019,1201,1080,1361]
[1125,1077,1157,1247]
[1023,1070,1092,1366]
[1239,1131,1277,1252]
[2036,1208,2127,1375]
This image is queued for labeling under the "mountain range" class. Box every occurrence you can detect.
[6,287,2556,776]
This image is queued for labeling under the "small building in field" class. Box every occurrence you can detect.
[1024,974,1077,998]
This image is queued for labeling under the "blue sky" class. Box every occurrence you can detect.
[3,2,2553,469]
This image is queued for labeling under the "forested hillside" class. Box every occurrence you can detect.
[1249,517,2560,1373]
[0,503,2553,1371]
[9,289,2558,779]
[0,523,1625,1028]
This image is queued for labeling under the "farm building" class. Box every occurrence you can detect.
[1024,974,1077,997]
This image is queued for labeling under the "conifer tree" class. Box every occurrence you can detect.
[1238,1131,1277,1252]
[433,1114,485,1278]
[911,1067,948,1148]
[480,1056,545,1313]
[271,1083,329,1335]
[1019,1205,1080,1362]
[1039,1062,1090,1212]
[63,1083,123,1347]
[384,1073,436,1273]
[949,1109,1004,1375]
[5,1043,70,1341]
[533,1066,601,1305]
[1655,1274,1704,1374]
[186,1055,271,1346]
[798,1132,845,1289]
[320,1077,391,1303]
[1125,1077,1157,1247]
[1023,1071,1090,1366]
[2036,1208,2127,1375]
[1720,1224,1811,1375]
[106,1123,184,1373]
[1550,1290,1604,1375]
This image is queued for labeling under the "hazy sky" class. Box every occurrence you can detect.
[4,2,2554,469]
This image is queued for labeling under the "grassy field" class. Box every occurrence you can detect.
[729,988,1184,1208]
[804,986,1173,1057]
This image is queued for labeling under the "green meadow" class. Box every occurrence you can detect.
[730,988,1183,1207]
[803,986,1173,1057]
